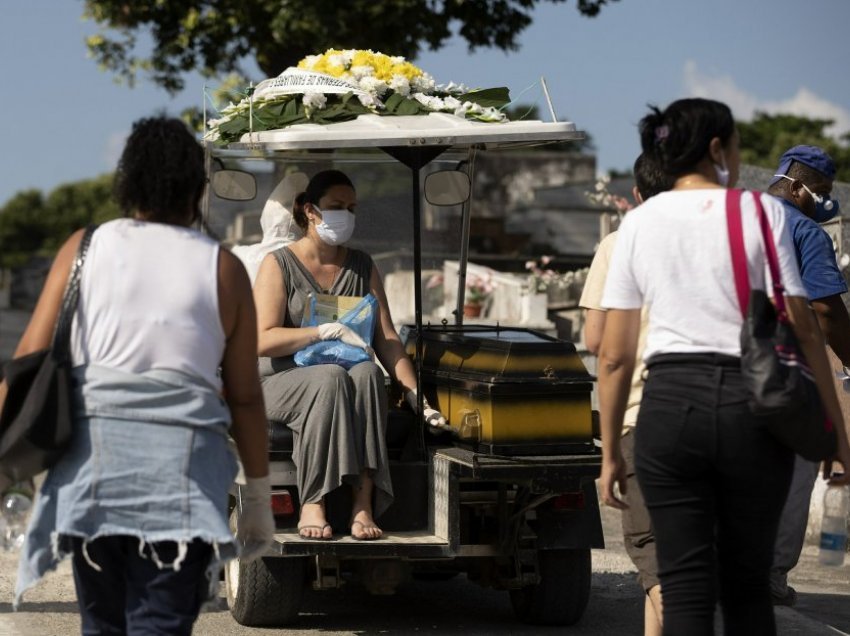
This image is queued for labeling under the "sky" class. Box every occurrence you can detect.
[2,1,849,207]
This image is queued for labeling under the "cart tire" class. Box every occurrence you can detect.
[225,553,307,626]
[509,548,591,626]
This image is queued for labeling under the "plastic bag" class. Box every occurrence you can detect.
[294,293,378,369]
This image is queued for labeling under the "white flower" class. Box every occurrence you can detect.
[389,55,405,64]
[412,73,436,92]
[440,81,469,94]
[340,49,355,65]
[479,106,505,122]
[442,95,462,110]
[388,74,411,97]
[357,93,383,109]
[302,92,327,110]
[350,65,374,80]
[327,53,345,68]
[300,55,320,69]
[358,76,389,97]
[413,93,442,109]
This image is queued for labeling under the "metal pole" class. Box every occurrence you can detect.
[411,158,426,457]
[455,148,476,325]
[540,76,558,123]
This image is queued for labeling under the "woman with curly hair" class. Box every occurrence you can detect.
[6,116,273,634]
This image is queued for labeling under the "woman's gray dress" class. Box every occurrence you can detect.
[259,246,392,517]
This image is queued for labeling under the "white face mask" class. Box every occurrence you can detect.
[313,208,355,245]
[713,152,730,187]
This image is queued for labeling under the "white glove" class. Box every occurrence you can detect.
[405,389,450,432]
[317,322,374,357]
[842,366,850,393]
[237,476,274,563]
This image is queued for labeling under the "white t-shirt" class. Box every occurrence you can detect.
[601,189,805,361]
[579,232,648,428]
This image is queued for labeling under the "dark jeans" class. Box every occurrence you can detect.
[634,354,794,636]
[71,536,213,636]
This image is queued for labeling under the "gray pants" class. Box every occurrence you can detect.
[261,361,393,518]
[770,455,820,595]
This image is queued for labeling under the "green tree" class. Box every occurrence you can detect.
[0,175,121,267]
[738,112,850,182]
[83,0,620,94]
[0,190,49,268]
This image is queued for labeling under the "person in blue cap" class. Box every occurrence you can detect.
[766,144,849,606]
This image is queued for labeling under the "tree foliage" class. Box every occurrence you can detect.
[83,0,619,94]
[0,175,120,268]
[738,112,850,182]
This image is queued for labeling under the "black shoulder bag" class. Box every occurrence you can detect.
[0,224,97,481]
[726,189,836,461]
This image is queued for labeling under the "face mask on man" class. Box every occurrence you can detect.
[313,208,356,245]
[773,174,840,223]
[806,188,840,223]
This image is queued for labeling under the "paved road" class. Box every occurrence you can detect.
[1,503,847,635]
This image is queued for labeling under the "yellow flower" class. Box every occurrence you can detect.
[298,49,423,83]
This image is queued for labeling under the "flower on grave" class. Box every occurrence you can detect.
[585,175,633,214]
[426,273,444,289]
[465,273,496,305]
[207,49,511,143]
[525,256,564,293]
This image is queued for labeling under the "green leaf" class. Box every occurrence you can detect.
[283,98,300,118]
[393,97,425,116]
[458,87,511,108]
[384,92,406,113]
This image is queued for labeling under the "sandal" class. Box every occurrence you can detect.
[350,519,383,541]
[297,523,333,540]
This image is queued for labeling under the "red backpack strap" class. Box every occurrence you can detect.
[751,190,789,319]
[725,188,750,317]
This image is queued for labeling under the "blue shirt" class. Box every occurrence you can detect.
[780,198,847,301]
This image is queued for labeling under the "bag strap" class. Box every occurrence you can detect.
[725,189,750,317]
[725,189,788,320]
[51,224,98,361]
[752,192,789,320]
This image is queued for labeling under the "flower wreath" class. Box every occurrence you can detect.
[208,49,511,143]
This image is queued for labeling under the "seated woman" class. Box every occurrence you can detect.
[253,169,444,541]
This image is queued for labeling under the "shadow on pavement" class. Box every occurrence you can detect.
[0,601,80,614]
[794,592,850,634]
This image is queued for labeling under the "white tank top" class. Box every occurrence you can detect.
[71,218,225,391]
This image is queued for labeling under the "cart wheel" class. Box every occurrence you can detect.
[225,511,306,626]
[509,548,591,626]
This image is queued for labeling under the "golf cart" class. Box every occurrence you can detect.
[207,111,604,627]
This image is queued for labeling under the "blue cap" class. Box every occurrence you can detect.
[769,145,836,186]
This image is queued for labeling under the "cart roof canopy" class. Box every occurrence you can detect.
[224,113,583,153]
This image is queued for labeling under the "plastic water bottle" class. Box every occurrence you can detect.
[818,484,849,567]
[2,490,33,551]
[0,514,8,551]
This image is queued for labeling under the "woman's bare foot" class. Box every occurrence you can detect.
[297,501,333,539]
[350,471,382,540]
[350,512,382,540]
